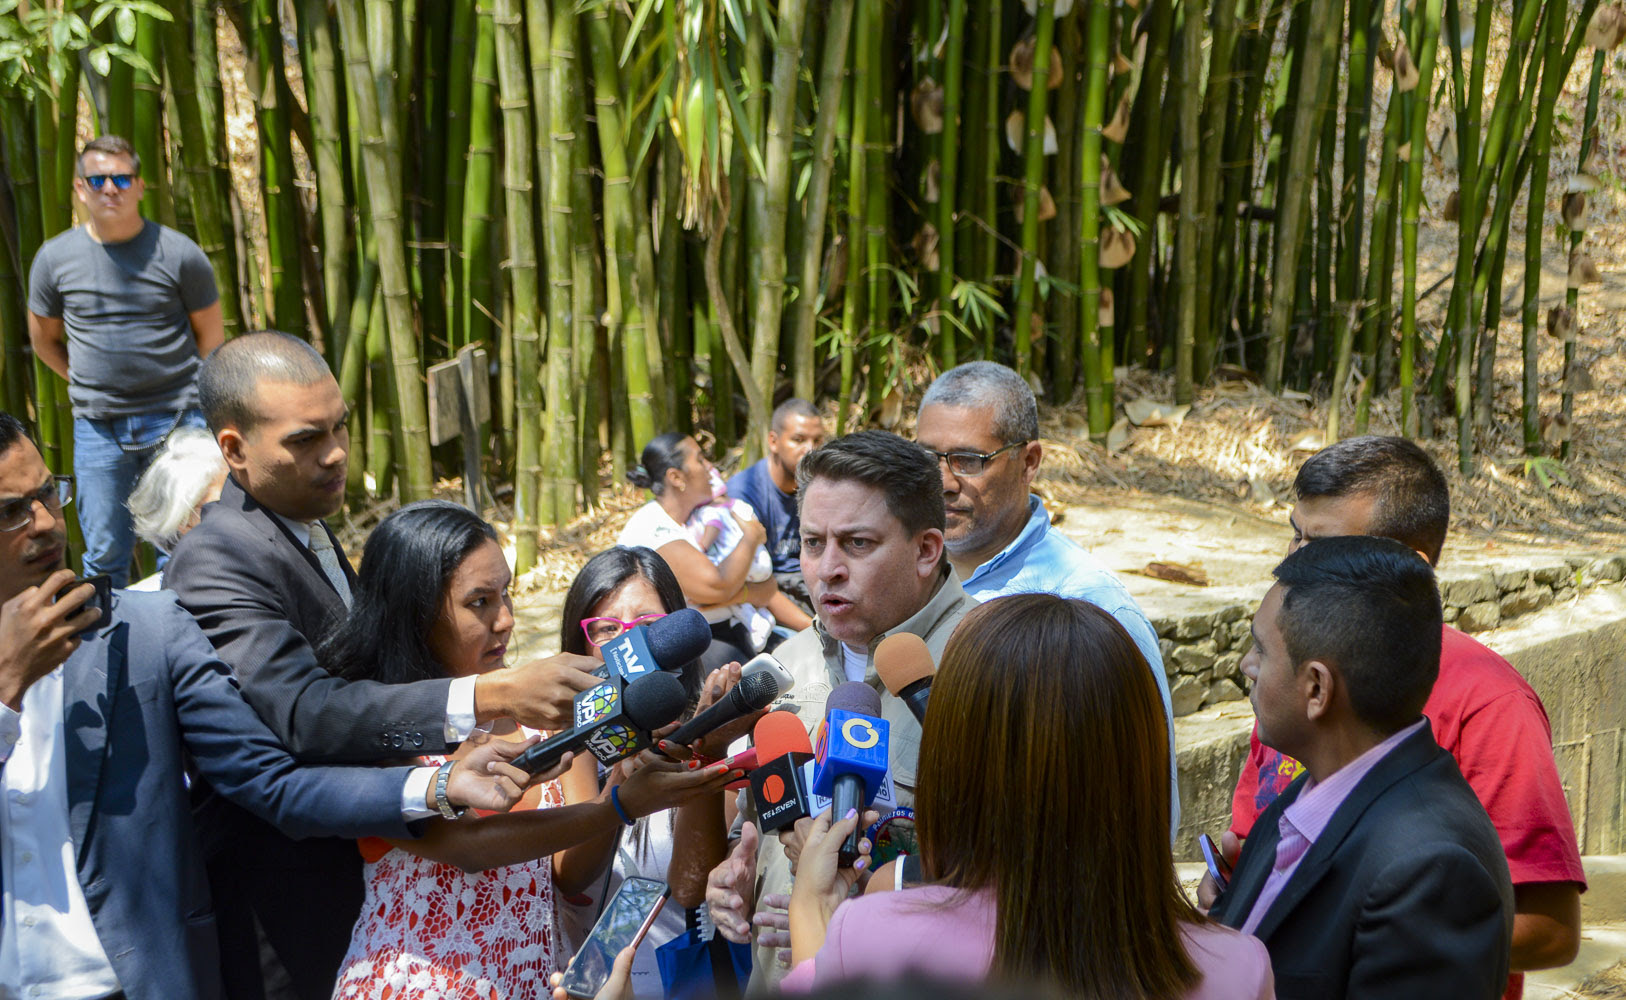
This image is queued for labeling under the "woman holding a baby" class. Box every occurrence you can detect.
[620,432,783,669]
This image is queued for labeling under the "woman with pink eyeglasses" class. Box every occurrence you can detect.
[555,546,750,998]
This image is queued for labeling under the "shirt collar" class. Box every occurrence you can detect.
[272,511,316,549]
[1282,717,1429,845]
[963,495,1049,587]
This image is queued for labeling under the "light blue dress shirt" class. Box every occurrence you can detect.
[961,496,1181,838]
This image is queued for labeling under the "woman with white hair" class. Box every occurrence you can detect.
[126,427,228,590]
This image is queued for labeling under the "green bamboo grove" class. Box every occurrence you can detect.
[0,0,1616,571]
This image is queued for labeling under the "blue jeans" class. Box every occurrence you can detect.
[73,408,207,587]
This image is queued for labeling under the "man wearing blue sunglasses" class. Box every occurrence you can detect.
[26,134,225,587]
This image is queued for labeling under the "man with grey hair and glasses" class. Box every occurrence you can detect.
[916,360,1178,833]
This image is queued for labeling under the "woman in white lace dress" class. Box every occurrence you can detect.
[318,502,741,999]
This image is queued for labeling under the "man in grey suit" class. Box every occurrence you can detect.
[0,412,534,1000]
[165,332,604,997]
[1209,536,1514,999]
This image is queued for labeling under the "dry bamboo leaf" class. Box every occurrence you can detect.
[1438,125,1457,171]
[1100,156,1132,205]
[924,159,942,204]
[1015,186,1059,223]
[1540,413,1571,446]
[1102,94,1132,143]
[1563,191,1588,231]
[1442,189,1460,222]
[1006,110,1025,153]
[1105,417,1131,453]
[1135,561,1211,587]
[1569,365,1596,392]
[1043,115,1059,154]
[1100,227,1137,268]
[913,223,941,271]
[911,78,945,134]
[1583,143,1605,176]
[1023,0,1074,14]
[1394,38,1420,91]
[1124,398,1190,428]
[878,387,906,430]
[823,234,847,302]
[1397,142,1412,162]
[1569,254,1603,287]
[1011,38,1038,90]
[1547,305,1577,342]
[1567,172,1600,193]
[1113,50,1134,76]
[1098,287,1116,329]
[1377,33,1395,68]
[1288,429,1326,453]
[1586,5,1624,47]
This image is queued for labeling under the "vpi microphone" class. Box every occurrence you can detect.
[811,683,889,866]
[512,671,688,774]
[875,632,935,725]
[750,710,815,833]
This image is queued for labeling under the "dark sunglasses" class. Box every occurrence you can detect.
[83,174,136,191]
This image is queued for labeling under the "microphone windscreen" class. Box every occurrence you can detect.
[754,710,813,763]
[621,672,689,731]
[825,680,882,717]
[874,633,935,697]
[733,670,782,710]
[645,608,711,669]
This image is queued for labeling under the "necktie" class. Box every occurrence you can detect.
[1273,820,1311,873]
[308,522,353,608]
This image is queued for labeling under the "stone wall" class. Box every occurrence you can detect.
[1154,551,1626,719]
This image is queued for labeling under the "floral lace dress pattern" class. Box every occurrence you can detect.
[332,758,567,1000]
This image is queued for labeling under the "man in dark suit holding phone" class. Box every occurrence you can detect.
[166,332,605,999]
[1209,536,1514,1000]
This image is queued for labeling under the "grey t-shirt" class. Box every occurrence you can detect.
[27,220,219,419]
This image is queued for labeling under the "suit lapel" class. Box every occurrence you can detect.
[1250,726,1445,941]
[226,475,350,606]
[62,609,127,865]
[1217,778,1305,927]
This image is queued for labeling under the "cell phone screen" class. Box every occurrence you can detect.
[558,877,669,999]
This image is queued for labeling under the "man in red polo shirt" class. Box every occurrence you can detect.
[1208,436,1583,1000]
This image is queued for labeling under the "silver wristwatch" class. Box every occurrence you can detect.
[433,760,466,820]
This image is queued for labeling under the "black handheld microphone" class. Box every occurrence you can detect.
[660,668,786,752]
[513,671,688,774]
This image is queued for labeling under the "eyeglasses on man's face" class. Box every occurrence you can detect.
[0,477,74,533]
[580,612,667,648]
[922,441,1029,478]
[82,174,137,192]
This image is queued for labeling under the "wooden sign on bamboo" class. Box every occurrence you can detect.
[428,345,493,513]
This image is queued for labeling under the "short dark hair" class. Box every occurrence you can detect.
[78,135,141,177]
[1272,536,1442,734]
[796,431,945,538]
[560,546,701,705]
[0,413,31,457]
[627,432,691,496]
[198,331,333,433]
[319,501,499,686]
[1294,436,1450,565]
[771,398,821,433]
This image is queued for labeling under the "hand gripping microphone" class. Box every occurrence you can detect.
[599,608,711,682]
[750,710,815,833]
[660,664,788,752]
[874,632,935,725]
[513,670,688,774]
[811,682,890,866]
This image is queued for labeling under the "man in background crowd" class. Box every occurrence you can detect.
[1211,536,1514,999]
[915,361,1178,832]
[166,332,602,999]
[1208,435,1583,999]
[728,398,826,614]
[27,135,225,586]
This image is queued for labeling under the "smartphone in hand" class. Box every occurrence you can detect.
[56,575,112,640]
[1199,833,1233,892]
[558,877,669,999]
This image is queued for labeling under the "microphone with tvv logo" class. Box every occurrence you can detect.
[599,608,711,683]
[750,710,815,833]
[811,682,890,866]
[512,671,688,775]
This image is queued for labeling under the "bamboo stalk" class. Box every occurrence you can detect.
[460,4,499,353]
[133,13,174,227]
[1012,0,1058,381]
[1561,47,1605,461]
[542,0,580,523]
[252,0,306,337]
[1174,0,1201,403]
[298,0,352,363]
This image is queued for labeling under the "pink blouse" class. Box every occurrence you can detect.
[782,886,1274,999]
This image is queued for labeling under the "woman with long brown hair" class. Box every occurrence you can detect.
[782,594,1273,998]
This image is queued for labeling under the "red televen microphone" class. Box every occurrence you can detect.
[750,711,815,833]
